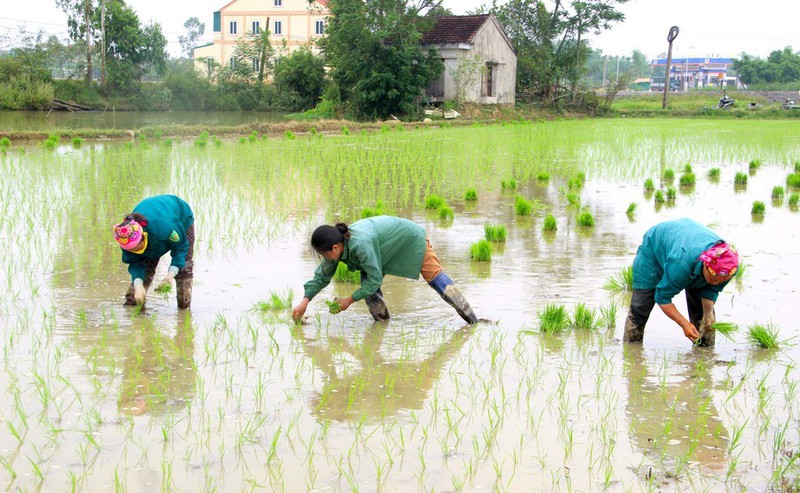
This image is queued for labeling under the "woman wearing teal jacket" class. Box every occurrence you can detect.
[292,216,478,324]
[624,218,739,347]
[113,195,195,308]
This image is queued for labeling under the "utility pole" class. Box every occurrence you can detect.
[662,26,679,110]
[616,55,620,82]
[85,0,93,85]
[101,0,106,90]
[602,55,607,86]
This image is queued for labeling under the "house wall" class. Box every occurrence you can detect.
[426,19,517,105]
[193,0,328,74]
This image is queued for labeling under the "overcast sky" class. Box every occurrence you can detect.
[3,0,800,60]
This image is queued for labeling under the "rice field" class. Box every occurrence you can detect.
[1,118,799,492]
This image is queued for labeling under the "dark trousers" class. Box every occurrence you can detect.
[125,224,195,308]
[624,288,715,346]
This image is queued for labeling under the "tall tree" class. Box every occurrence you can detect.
[55,0,96,84]
[321,0,443,119]
[179,17,205,60]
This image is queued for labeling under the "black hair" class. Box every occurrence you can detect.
[118,212,148,227]
[311,223,349,253]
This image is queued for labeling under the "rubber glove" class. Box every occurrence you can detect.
[157,266,179,291]
[133,278,146,305]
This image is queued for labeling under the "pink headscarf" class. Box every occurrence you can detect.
[114,218,144,251]
[698,242,739,277]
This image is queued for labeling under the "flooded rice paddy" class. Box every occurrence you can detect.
[1,119,799,492]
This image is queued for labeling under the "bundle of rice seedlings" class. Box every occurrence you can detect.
[710,322,738,341]
[746,322,780,349]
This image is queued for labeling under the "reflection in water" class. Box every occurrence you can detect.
[117,313,196,416]
[623,345,729,477]
[292,322,472,422]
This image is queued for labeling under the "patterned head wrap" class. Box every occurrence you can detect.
[698,242,739,277]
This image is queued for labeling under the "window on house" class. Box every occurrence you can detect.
[315,20,325,35]
[274,20,283,35]
[229,21,238,35]
[252,58,260,72]
[274,0,282,6]
[252,21,260,34]
[482,63,495,97]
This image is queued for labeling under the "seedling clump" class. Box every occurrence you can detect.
[786,173,800,188]
[469,240,492,262]
[333,262,360,283]
[734,172,748,185]
[789,193,800,207]
[644,178,655,191]
[438,205,454,220]
[568,172,586,189]
[749,159,761,171]
[666,187,677,201]
[501,179,517,191]
[537,172,550,181]
[484,224,507,242]
[626,202,637,216]
[771,186,785,198]
[424,195,445,210]
[515,195,533,216]
[604,265,633,294]
[538,304,570,333]
[654,190,666,203]
[710,322,739,341]
[663,169,675,181]
[543,214,557,231]
[679,172,696,187]
[464,188,478,201]
[747,322,780,349]
[325,300,342,314]
[572,303,598,330]
[751,201,766,215]
[577,210,594,227]
[708,168,721,181]
[362,201,387,218]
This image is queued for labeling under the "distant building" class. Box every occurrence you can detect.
[650,57,742,91]
[421,15,517,105]
[193,0,329,75]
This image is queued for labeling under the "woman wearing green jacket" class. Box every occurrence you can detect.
[292,216,478,324]
[113,195,195,309]
[624,218,739,347]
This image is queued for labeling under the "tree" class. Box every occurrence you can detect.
[321,0,443,119]
[178,17,205,60]
[273,49,327,110]
[734,47,800,86]
[55,0,96,84]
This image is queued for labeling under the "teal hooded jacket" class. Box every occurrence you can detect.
[632,218,731,305]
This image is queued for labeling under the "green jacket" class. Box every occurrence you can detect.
[632,218,730,305]
[121,195,194,282]
[303,216,427,301]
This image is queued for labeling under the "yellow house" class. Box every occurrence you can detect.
[193,0,329,73]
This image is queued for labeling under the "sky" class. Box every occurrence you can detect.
[3,0,800,60]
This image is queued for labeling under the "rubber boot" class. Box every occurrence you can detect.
[176,278,193,309]
[622,315,644,343]
[623,289,656,343]
[364,289,390,321]
[428,272,478,324]
[697,327,716,347]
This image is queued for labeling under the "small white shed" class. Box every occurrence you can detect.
[422,15,517,105]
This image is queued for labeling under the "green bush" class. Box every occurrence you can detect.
[0,75,54,110]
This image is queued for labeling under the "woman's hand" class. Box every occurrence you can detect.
[292,298,310,323]
[335,296,355,312]
[681,321,700,343]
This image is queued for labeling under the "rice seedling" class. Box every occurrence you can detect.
[666,186,677,201]
[469,239,492,262]
[643,178,655,191]
[747,322,781,349]
[43,134,60,150]
[653,190,665,203]
[789,193,800,207]
[537,304,570,333]
[194,131,209,147]
[424,194,445,210]
[284,131,296,140]
[542,213,557,231]
[599,301,619,329]
[537,172,550,181]
[154,283,172,294]
[679,172,696,187]
[772,186,785,198]
[0,137,10,149]
[72,137,83,148]
[796,161,800,173]
[464,188,478,201]
[603,265,633,294]
[501,179,517,191]
[625,202,637,216]
[324,300,341,314]
[749,159,761,171]
[341,125,350,135]
[514,195,533,215]
[255,290,295,311]
[572,303,598,330]
[484,224,507,242]
[708,167,721,181]
[662,168,675,181]
[333,262,360,283]
[786,173,800,188]
[568,172,586,189]
[565,192,581,206]
[576,210,594,227]
[710,322,739,341]
[683,163,693,173]
[734,172,748,185]
[438,205,454,220]
[361,200,387,218]
[751,201,766,215]
[239,136,248,144]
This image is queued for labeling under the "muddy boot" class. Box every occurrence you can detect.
[176,278,193,309]
[623,315,644,343]
[429,272,478,324]
[696,322,716,347]
[364,289,390,321]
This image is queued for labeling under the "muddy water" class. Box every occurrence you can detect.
[1,119,799,492]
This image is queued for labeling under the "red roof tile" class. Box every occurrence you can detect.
[421,15,490,45]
